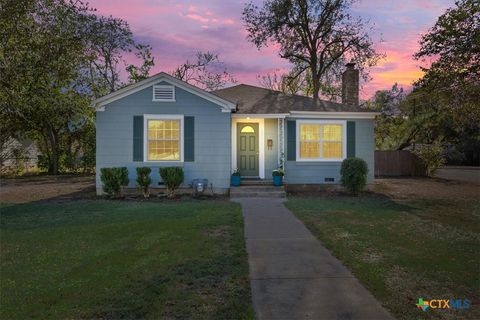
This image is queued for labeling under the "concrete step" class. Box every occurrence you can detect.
[241,179,273,186]
[232,185,282,192]
[230,185,286,198]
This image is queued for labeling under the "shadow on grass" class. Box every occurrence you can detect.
[87,259,252,320]
[288,192,415,216]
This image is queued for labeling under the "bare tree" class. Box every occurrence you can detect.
[257,69,310,95]
[171,52,236,91]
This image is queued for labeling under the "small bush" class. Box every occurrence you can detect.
[231,168,241,176]
[272,168,284,176]
[413,142,446,176]
[100,167,129,197]
[340,158,368,195]
[159,167,184,198]
[136,167,152,198]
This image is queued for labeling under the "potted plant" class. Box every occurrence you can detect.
[272,168,284,186]
[231,169,241,186]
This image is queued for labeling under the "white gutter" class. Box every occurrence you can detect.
[232,113,289,119]
[289,110,379,119]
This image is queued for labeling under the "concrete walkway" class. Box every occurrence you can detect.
[435,166,480,185]
[234,198,394,320]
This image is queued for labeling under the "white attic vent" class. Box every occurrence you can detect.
[153,85,175,102]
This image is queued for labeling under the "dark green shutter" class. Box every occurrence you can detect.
[347,121,356,158]
[184,116,194,161]
[287,120,296,161]
[133,115,143,161]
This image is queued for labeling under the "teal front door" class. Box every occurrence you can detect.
[237,123,259,177]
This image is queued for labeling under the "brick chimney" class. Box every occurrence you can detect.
[342,62,359,106]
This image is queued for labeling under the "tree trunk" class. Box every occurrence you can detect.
[51,146,59,174]
[47,127,60,175]
[312,77,320,103]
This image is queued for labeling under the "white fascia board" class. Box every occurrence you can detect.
[92,72,236,111]
[288,110,379,119]
[231,113,289,119]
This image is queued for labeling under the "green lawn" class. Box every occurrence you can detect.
[0,200,254,319]
[286,195,480,320]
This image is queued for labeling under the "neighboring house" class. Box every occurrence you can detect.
[0,137,39,174]
[93,63,378,194]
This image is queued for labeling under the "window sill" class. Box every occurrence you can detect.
[289,160,344,165]
[141,161,184,166]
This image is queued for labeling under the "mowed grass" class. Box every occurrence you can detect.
[286,196,480,320]
[0,200,254,319]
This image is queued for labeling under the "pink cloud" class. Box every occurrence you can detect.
[185,13,210,23]
[87,0,455,99]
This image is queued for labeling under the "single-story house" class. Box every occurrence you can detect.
[93,63,378,194]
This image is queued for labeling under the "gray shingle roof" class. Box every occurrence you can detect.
[212,84,368,114]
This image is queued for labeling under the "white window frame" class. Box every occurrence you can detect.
[152,85,176,102]
[143,114,184,162]
[296,119,347,162]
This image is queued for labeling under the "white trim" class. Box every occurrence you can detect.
[152,85,175,102]
[143,114,184,163]
[231,118,265,179]
[277,119,280,167]
[93,72,236,111]
[278,118,284,168]
[232,113,288,119]
[296,119,347,162]
[289,111,379,119]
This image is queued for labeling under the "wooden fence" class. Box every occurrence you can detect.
[374,150,426,177]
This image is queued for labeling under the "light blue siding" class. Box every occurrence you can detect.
[96,81,231,194]
[96,79,376,192]
[355,119,375,182]
[264,119,279,179]
[284,118,375,184]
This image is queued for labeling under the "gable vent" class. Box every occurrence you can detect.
[153,85,175,102]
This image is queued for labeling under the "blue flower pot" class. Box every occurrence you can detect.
[273,175,283,186]
[231,175,241,186]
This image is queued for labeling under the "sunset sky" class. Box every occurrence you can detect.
[89,0,454,99]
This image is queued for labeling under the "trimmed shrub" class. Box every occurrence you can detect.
[340,158,368,195]
[136,167,152,198]
[159,167,184,198]
[100,167,129,197]
[118,167,129,186]
[413,142,446,176]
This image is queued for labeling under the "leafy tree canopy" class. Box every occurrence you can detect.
[243,0,383,102]
[0,0,155,174]
[372,0,479,165]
